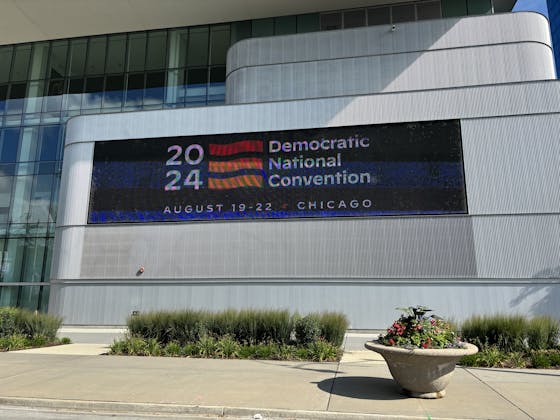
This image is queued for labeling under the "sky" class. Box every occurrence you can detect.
[512,0,549,17]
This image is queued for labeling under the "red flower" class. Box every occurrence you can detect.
[388,338,395,346]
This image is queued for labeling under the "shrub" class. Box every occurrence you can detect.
[461,314,527,352]
[318,312,348,347]
[115,309,348,361]
[2,333,28,351]
[11,309,62,342]
[295,314,321,345]
[198,335,217,358]
[163,341,182,357]
[0,307,18,336]
[307,338,340,362]
[183,342,200,357]
[526,316,560,350]
[548,350,560,366]
[530,351,551,369]
[215,335,240,359]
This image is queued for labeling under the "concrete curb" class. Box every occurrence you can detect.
[0,397,472,420]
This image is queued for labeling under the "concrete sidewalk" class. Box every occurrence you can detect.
[1,334,559,419]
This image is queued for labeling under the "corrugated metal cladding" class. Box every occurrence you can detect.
[50,14,560,327]
[226,12,555,103]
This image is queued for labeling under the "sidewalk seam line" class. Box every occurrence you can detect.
[326,358,341,412]
[463,368,535,420]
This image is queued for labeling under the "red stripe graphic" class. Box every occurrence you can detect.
[209,158,263,173]
[208,175,264,190]
[209,140,263,156]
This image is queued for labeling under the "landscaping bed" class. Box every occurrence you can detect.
[0,307,70,351]
[109,309,348,362]
[458,314,560,368]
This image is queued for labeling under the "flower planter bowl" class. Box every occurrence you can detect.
[365,340,478,399]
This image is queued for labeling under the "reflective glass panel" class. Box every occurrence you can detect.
[274,16,297,35]
[146,31,167,70]
[417,1,442,20]
[187,27,209,66]
[320,13,342,30]
[252,18,274,37]
[48,41,69,78]
[106,35,126,74]
[103,74,124,108]
[127,33,147,72]
[392,4,416,23]
[29,42,49,80]
[0,46,13,83]
[10,45,31,82]
[231,21,251,44]
[210,25,230,65]
[68,39,87,76]
[144,71,165,105]
[167,29,188,69]
[125,73,145,108]
[297,14,320,33]
[85,37,107,75]
[344,10,366,28]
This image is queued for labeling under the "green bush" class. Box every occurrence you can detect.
[318,312,348,347]
[530,351,552,369]
[0,333,28,351]
[16,310,62,342]
[0,307,18,336]
[307,339,340,362]
[0,307,62,348]
[526,316,560,350]
[461,314,527,352]
[113,309,348,361]
[215,335,240,358]
[163,341,182,357]
[295,314,321,345]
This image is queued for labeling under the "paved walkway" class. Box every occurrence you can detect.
[0,332,559,419]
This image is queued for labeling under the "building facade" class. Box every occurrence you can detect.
[2,0,559,328]
[548,0,560,74]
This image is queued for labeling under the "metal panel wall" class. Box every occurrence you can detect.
[51,83,560,326]
[226,12,554,103]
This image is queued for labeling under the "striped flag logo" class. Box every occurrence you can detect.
[208,140,264,189]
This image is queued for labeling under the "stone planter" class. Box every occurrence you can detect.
[365,340,478,398]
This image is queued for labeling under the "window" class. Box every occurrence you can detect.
[320,13,342,30]
[417,1,442,20]
[392,4,416,23]
[344,10,366,28]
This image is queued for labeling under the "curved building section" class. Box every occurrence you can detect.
[226,12,555,103]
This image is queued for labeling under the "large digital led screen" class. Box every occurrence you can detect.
[88,120,468,223]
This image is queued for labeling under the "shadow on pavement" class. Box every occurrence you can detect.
[317,376,406,400]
